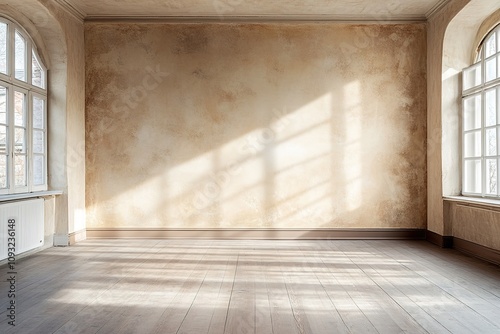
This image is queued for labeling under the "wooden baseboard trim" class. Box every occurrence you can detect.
[426,230,453,248]
[69,229,87,245]
[453,237,500,266]
[86,228,426,240]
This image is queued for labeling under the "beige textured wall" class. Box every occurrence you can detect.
[85,23,427,229]
[427,0,470,235]
[61,12,86,237]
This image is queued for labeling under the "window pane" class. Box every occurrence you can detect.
[464,159,482,193]
[463,95,482,131]
[0,22,7,74]
[14,128,25,153]
[486,159,498,195]
[14,31,26,81]
[486,128,497,156]
[0,154,6,189]
[14,155,26,187]
[0,125,6,153]
[463,63,482,91]
[464,131,482,158]
[0,86,6,124]
[486,89,497,126]
[486,57,497,82]
[14,91,25,126]
[33,130,44,154]
[486,32,497,58]
[33,155,44,186]
[32,51,45,88]
[33,96,45,129]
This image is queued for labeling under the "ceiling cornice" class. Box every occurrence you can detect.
[54,0,86,21]
[54,0,449,23]
[83,14,428,24]
[425,0,452,19]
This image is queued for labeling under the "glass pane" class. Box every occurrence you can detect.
[14,128,25,153]
[14,154,26,187]
[0,86,6,124]
[0,155,6,189]
[486,57,497,82]
[486,159,498,195]
[463,63,482,91]
[14,31,26,81]
[0,125,6,152]
[486,89,497,126]
[33,155,44,186]
[33,130,44,154]
[464,131,481,158]
[32,51,44,88]
[14,91,25,126]
[486,32,497,58]
[33,96,44,129]
[464,159,482,194]
[0,22,7,74]
[486,128,497,156]
[463,95,482,131]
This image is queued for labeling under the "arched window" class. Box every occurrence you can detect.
[462,25,500,197]
[0,17,47,194]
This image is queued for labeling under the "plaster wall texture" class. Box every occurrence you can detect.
[427,0,470,235]
[85,23,427,229]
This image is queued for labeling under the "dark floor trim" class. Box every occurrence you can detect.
[426,230,454,248]
[86,228,426,240]
[453,237,500,266]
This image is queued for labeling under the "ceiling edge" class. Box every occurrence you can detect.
[54,0,86,21]
[425,0,453,19]
[83,13,428,23]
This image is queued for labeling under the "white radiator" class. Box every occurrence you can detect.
[0,198,44,261]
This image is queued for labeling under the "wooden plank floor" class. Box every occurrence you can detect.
[0,239,499,334]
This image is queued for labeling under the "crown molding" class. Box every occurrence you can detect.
[425,0,452,19]
[54,0,86,21]
[84,13,427,24]
[51,0,447,23]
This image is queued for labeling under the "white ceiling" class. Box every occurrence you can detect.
[56,0,450,21]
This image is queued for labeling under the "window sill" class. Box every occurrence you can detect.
[443,195,500,210]
[0,190,63,203]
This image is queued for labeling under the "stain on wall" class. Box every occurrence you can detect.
[85,22,427,229]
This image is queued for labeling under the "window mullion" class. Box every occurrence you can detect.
[482,90,486,197]
[7,84,13,194]
[498,89,500,198]
[27,38,31,87]
[27,90,31,192]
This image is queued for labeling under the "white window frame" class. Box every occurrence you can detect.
[462,24,500,198]
[0,16,47,195]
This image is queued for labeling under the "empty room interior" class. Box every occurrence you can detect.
[1,0,500,333]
